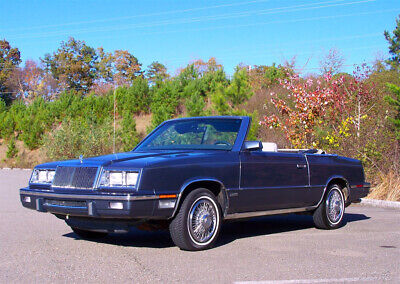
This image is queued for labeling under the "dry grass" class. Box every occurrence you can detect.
[0,140,48,169]
[368,171,400,201]
[135,113,152,135]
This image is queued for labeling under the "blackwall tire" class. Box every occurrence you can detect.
[169,188,222,251]
[313,184,345,230]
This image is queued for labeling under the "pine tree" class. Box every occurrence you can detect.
[6,139,18,158]
[384,15,400,70]
[385,83,400,140]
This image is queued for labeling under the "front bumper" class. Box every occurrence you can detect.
[20,188,176,219]
[349,182,371,202]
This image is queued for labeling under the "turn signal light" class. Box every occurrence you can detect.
[159,194,177,199]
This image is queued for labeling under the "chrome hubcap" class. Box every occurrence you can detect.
[188,198,217,244]
[326,189,344,224]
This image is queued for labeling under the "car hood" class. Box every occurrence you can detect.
[36,150,216,169]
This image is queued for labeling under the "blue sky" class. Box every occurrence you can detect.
[1,0,399,75]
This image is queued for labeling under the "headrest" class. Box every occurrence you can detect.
[262,142,278,152]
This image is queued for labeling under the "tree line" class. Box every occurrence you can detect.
[0,16,400,200]
[0,37,169,104]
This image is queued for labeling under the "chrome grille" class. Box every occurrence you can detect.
[52,166,98,189]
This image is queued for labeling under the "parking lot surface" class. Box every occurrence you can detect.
[1,169,399,283]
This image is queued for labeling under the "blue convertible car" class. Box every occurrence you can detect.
[20,116,370,250]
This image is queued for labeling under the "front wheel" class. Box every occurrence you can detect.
[169,188,222,251]
[313,184,345,229]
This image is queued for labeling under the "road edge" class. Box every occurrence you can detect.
[1,168,32,171]
[359,198,400,209]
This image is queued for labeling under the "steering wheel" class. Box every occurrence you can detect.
[213,141,232,147]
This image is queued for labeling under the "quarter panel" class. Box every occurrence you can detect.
[306,154,364,204]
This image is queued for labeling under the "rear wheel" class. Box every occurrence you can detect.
[313,184,345,229]
[71,227,108,239]
[169,188,222,251]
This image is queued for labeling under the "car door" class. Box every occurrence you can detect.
[237,150,310,212]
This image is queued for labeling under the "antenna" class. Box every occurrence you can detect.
[113,88,116,154]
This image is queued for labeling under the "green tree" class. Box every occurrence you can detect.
[211,84,230,115]
[119,111,140,152]
[96,47,114,83]
[225,67,253,105]
[178,64,200,86]
[116,77,150,114]
[42,37,98,92]
[113,50,142,85]
[183,79,207,116]
[385,83,400,140]
[0,39,21,104]
[202,68,228,93]
[186,93,206,117]
[150,80,180,128]
[146,61,169,84]
[384,15,400,70]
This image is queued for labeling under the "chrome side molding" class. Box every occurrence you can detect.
[224,206,316,220]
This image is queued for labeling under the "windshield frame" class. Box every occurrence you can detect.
[133,116,250,152]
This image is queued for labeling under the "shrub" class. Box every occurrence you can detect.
[20,122,44,150]
[264,64,287,85]
[185,93,206,117]
[118,111,140,152]
[0,98,6,113]
[18,98,53,149]
[231,109,259,140]
[44,119,114,161]
[6,139,18,158]
[116,77,150,115]
[0,101,26,139]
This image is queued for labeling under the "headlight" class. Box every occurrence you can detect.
[99,170,139,188]
[30,169,56,184]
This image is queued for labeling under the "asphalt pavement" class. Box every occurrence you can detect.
[1,169,399,283]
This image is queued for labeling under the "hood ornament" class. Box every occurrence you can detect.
[79,155,83,164]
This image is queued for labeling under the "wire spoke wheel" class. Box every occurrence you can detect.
[325,188,344,224]
[188,197,218,245]
[169,188,221,250]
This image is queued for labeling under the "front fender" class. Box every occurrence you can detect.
[171,177,228,218]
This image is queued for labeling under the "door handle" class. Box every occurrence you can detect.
[297,164,307,169]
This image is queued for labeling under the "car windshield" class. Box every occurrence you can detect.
[135,118,242,151]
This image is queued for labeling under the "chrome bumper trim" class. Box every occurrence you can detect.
[20,189,159,201]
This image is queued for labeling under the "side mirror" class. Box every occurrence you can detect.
[243,141,262,151]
